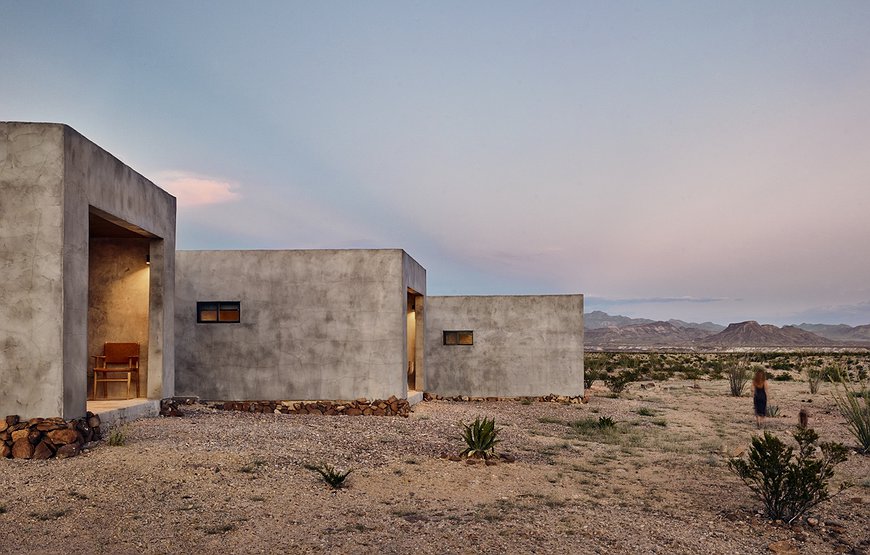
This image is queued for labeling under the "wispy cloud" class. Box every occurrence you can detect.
[154,171,241,207]
[785,301,870,326]
[587,296,733,306]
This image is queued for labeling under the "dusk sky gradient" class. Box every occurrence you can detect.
[3,2,869,325]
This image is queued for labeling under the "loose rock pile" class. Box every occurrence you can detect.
[0,412,102,460]
[422,392,586,404]
[214,395,412,417]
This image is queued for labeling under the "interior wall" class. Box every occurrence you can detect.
[87,238,151,399]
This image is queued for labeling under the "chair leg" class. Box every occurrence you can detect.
[93,373,97,400]
[127,373,132,400]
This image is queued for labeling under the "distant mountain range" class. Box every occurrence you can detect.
[584,311,870,350]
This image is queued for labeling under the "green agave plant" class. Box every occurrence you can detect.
[308,463,352,489]
[460,416,501,459]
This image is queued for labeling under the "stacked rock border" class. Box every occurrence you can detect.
[1,412,102,460]
[423,392,586,404]
[213,395,412,417]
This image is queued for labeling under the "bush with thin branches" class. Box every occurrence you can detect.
[728,358,751,397]
[729,428,848,523]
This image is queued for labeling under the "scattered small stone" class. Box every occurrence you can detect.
[768,540,799,555]
[807,517,818,526]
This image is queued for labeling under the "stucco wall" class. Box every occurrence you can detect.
[0,122,176,419]
[0,124,67,417]
[87,238,151,398]
[64,125,176,415]
[425,295,584,397]
[175,249,413,401]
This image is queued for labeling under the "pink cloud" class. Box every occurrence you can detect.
[154,171,241,207]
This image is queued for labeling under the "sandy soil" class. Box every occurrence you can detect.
[1,379,867,554]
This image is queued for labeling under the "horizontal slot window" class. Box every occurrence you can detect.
[197,301,240,323]
[443,330,473,346]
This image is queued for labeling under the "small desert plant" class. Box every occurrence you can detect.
[773,372,793,381]
[460,416,501,459]
[766,405,780,418]
[636,407,655,417]
[807,366,827,394]
[729,428,849,523]
[728,359,751,397]
[605,371,636,395]
[584,369,605,390]
[829,374,870,453]
[106,426,127,446]
[597,416,615,428]
[307,463,352,489]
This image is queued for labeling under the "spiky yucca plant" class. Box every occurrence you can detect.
[597,416,616,428]
[460,416,501,459]
[308,463,352,489]
[830,374,870,453]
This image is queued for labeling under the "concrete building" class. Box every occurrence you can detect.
[1,122,582,419]
[0,123,176,419]
[426,295,584,398]
[174,249,425,401]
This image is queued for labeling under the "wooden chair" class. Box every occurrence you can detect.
[93,342,140,399]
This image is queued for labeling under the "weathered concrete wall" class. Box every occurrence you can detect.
[87,238,151,398]
[0,124,67,417]
[0,122,176,419]
[62,126,176,417]
[175,249,413,401]
[425,295,584,397]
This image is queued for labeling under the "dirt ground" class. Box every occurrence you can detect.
[1,379,868,554]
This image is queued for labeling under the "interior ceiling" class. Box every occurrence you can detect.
[88,211,151,239]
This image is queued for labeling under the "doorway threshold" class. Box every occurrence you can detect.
[407,390,423,406]
[87,398,159,428]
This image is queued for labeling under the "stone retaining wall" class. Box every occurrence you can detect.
[422,392,586,404]
[213,395,412,417]
[0,413,102,460]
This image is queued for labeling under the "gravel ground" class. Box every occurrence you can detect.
[1,379,867,554]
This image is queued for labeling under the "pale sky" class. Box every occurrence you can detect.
[3,2,869,325]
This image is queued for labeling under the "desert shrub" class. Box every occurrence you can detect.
[807,366,827,394]
[728,428,848,523]
[583,368,605,390]
[308,463,352,489]
[773,372,794,382]
[568,416,615,433]
[460,416,501,459]
[728,360,751,397]
[605,370,637,395]
[636,407,655,417]
[767,405,780,418]
[597,416,615,428]
[830,377,870,453]
[107,427,127,447]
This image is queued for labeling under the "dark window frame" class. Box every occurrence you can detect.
[197,301,241,323]
[443,330,474,346]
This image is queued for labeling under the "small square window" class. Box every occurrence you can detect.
[197,301,240,323]
[443,330,473,346]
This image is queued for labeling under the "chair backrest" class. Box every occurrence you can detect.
[103,342,140,364]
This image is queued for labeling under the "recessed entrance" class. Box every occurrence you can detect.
[87,209,153,402]
[407,288,424,392]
